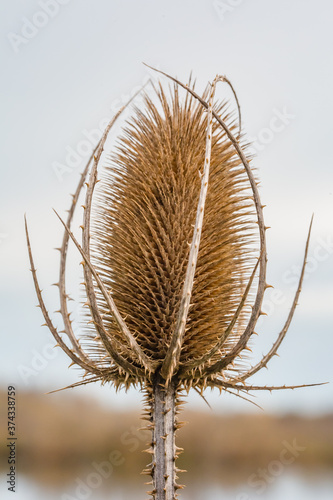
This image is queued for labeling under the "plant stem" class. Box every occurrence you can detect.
[149,373,177,499]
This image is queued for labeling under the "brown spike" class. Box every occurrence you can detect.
[141,470,153,476]
[143,448,155,455]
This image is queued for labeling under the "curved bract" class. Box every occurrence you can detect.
[26,68,318,500]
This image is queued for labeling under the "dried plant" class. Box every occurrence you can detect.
[26,67,319,499]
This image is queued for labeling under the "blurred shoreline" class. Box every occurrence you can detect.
[0,390,332,487]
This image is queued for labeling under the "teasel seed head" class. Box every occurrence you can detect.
[26,67,318,397]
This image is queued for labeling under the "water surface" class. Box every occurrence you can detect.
[1,473,333,500]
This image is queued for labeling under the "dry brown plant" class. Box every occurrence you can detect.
[25,66,320,499]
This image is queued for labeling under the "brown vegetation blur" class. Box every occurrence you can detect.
[0,390,332,488]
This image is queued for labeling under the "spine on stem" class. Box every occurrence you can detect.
[142,375,185,500]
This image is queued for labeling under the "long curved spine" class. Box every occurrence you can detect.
[160,75,226,383]
[143,64,268,378]
[235,216,313,382]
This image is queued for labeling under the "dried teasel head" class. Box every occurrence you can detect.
[88,80,256,383]
[25,68,316,395]
[26,67,321,499]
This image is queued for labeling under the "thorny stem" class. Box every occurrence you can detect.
[143,375,185,500]
[154,375,175,499]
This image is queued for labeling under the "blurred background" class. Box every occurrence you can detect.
[1,0,333,498]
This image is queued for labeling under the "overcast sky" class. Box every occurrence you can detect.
[1,0,332,415]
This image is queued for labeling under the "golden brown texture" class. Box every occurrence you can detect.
[89,84,255,374]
